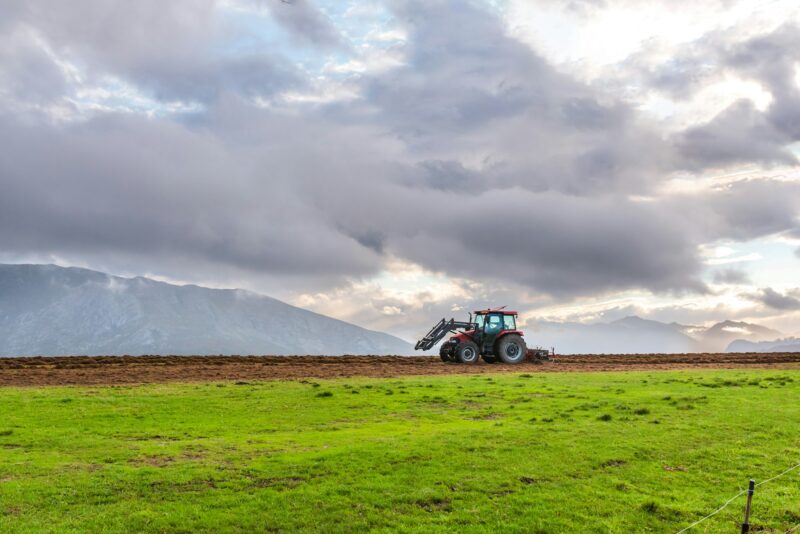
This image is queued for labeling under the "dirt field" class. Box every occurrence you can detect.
[1,353,800,386]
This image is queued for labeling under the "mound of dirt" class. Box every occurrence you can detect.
[1,353,799,386]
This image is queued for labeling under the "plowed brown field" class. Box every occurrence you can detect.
[1,353,800,386]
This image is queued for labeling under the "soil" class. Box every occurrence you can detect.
[1,353,800,386]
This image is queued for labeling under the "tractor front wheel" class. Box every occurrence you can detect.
[439,344,454,362]
[497,335,527,364]
[455,341,480,364]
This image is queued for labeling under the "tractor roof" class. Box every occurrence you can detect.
[474,308,518,315]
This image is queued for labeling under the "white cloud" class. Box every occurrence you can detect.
[706,253,763,265]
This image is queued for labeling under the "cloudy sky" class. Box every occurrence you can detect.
[1,0,799,341]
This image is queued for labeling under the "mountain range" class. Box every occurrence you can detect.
[526,316,786,354]
[726,338,800,353]
[0,264,411,356]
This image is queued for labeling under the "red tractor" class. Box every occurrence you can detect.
[415,307,549,364]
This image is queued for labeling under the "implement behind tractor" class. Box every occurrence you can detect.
[415,307,551,364]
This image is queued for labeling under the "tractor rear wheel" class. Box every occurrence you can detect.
[455,341,480,364]
[497,335,527,364]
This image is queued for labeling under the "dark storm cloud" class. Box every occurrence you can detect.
[0,0,799,301]
[749,288,800,310]
[0,113,382,281]
[319,181,706,296]
[261,0,349,50]
[412,160,488,192]
[400,191,706,296]
[675,100,797,169]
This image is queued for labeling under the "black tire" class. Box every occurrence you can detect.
[455,341,480,364]
[497,335,527,364]
[483,355,498,364]
[439,344,453,362]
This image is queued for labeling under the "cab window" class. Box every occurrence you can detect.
[503,315,516,330]
[485,313,503,332]
[473,314,485,330]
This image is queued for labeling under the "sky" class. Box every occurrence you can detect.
[1,0,799,342]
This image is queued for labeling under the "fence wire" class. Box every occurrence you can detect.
[674,489,747,534]
[674,460,800,533]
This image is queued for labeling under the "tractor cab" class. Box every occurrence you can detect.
[468,309,521,355]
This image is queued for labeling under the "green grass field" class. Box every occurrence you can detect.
[2,369,800,533]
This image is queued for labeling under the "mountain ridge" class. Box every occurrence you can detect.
[527,316,784,354]
[0,263,412,356]
[726,337,800,353]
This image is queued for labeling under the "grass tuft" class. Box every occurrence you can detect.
[641,501,659,514]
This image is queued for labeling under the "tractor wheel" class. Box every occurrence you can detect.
[455,341,480,364]
[483,355,498,364]
[439,344,453,362]
[497,335,527,364]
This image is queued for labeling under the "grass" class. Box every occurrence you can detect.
[1,370,800,532]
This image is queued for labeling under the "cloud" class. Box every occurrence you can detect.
[622,22,800,170]
[713,268,750,285]
[0,0,798,321]
[749,287,800,310]
[373,189,706,297]
[0,27,71,107]
[360,0,669,196]
[675,100,796,169]
[670,179,800,243]
[1,0,304,105]
[261,0,349,50]
[0,112,382,287]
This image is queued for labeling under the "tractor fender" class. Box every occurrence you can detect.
[495,329,524,339]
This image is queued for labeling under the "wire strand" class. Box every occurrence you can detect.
[675,459,800,533]
[755,461,800,488]
[674,489,747,534]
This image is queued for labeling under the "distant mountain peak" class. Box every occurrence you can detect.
[705,320,781,337]
[612,315,658,326]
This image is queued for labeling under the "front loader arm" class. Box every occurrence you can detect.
[415,318,475,351]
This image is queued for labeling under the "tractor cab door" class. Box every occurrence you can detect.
[482,313,504,352]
